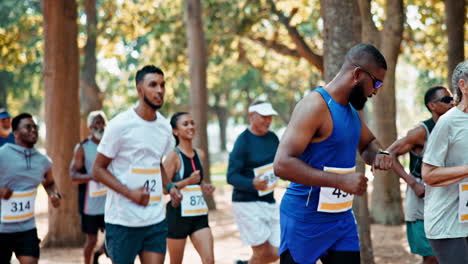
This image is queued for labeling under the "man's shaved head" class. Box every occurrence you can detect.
[344,43,387,70]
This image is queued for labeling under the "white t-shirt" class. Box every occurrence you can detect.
[97,108,174,227]
[423,107,468,239]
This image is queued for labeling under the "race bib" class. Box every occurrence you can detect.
[129,167,162,204]
[254,163,278,197]
[88,180,107,197]
[181,184,208,217]
[317,166,355,213]
[458,182,468,223]
[1,189,36,223]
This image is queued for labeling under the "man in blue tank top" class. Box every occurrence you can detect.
[274,44,393,264]
[387,86,453,264]
[70,111,108,264]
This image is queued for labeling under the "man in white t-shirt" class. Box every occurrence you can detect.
[93,65,182,264]
[422,61,468,264]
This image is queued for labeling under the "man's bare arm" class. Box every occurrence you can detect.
[42,169,61,208]
[358,121,393,170]
[69,144,92,184]
[93,153,149,206]
[422,163,468,186]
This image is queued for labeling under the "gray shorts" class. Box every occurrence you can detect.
[429,237,468,264]
[105,220,167,264]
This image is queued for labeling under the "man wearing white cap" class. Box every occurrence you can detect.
[227,101,280,264]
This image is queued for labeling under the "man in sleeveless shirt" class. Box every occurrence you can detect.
[228,101,280,264]
[70,110,108,264]
[0,113,61,264]
[387,86,453,264]
[274,44,393,264]
[93,65,181,264]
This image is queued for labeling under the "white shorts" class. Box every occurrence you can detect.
[232,201,280,247]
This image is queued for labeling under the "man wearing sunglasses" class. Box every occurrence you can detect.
[0,113,61,264]
[387,86,453,264]
[274,44,393,264]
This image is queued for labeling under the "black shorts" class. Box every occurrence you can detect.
[0,228,40,263]
[81,214,105,235]
[166,202,209,239]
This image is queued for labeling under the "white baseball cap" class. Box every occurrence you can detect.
[248,102,278,116]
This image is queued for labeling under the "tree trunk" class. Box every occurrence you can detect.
[322,1,374,262]
[185,0,215,210]
[42,0,84,247]
[80,0,103,140]
[0,71,9,109]
[444,0,465,93]
[213,105,228,152]
[359,0,405,225]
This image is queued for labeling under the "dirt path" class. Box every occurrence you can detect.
[12,185,419,264]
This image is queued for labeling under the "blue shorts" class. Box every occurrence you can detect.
[279,211,360,264]
[105,220,167,264]
[406,220,434,256]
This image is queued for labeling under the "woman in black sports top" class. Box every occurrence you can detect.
[163,112,215,264]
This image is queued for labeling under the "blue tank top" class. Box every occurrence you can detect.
[280,87,361,223]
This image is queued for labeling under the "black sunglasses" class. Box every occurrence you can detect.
[430,96,453,104]
[353,63,383,89]
[20,124,39,131]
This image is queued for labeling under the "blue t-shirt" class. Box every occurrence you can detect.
[227,129,279,203]
[0,132,14,147]
[280,87,361,223]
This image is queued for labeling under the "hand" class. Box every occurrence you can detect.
[0,187,13,200]
[411,182,425,198]
[201,183,215,195]
[253,175,268,191]
[187,170,201,185]
[372,152,394,172]
[337,172,368,195]
[128,187,150,206]
[170,187,182,208]
[49,193,61,208]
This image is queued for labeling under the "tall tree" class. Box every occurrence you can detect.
[80,0,103,138]
[322,1,374,262]
[185,0,215,209]
[359,0,405,225]
[42,0,83,246]
[444,0,465,93]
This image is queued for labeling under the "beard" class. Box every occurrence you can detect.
[144,94,162,110]
[92,128,104,140]
[349,81,368,110]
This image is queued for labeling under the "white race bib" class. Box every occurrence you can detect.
[317,166,355,213]
[88,180,107,197]
[181,184,208,217]
[458,182,468,223]
[254,163,278,197]
[129,167,162,204]
[1,189,36,223]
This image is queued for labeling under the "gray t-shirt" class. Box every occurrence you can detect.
[423,107,468,239]
[0,143,52,233]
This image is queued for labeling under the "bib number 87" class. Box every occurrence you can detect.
[332,188,349,199]
[190,195,205,206]
[11,201,31,213]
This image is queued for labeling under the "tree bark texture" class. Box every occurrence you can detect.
[359,0,405,225]
[185,0,215,209]
[42,0,84,247]
[444,0,466,93]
